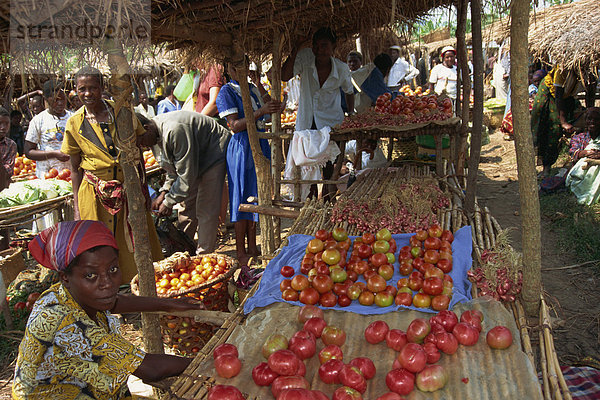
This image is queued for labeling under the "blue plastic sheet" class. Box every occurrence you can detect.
[244,226,473,315]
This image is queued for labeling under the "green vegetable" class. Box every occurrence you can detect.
[483,98,507,110]
[0,179,72,208]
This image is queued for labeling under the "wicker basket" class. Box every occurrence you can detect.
[0,248,26,286]
[130,253,239,356]
[130,252,239,311]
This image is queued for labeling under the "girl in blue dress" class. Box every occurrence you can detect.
[216,68,281,265]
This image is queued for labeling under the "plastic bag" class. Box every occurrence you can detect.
[173,71,196,102]
[154,215,196,256]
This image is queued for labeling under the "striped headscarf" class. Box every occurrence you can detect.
[29,220,118,272]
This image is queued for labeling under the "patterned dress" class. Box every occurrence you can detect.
[12,283,145,399]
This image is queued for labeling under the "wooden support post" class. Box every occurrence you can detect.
[510,0,541,316]
[455,0,470,181]
[271,30,284,248]
[387,137,394,161]
[434,134,443,177]
[293,166,302,201]
[469,0,484,214]
[328,140,346,199]
[233,47,276,257]
[104,40,163,354]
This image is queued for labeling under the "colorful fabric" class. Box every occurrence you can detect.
[62,101,163,283]
[216,81,271,222]
[569,132,591,161]
[84,171,125,216]
[0,136,17,176]
[538,366,600,400]
[530,79,577,167]
[12,283,144,399]
[566,137,600,205]
[28,220,118,272]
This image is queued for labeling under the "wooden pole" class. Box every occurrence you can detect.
[233,45,276,258]
[510,0,542,316]
[456,0,471,186]
[465,0,482,215]
[104,40,164,355]
[238,204,300,219]
[271,30,284,249]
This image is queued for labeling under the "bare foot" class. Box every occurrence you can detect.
[237,252,250,266]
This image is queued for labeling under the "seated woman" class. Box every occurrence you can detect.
[566,108,600,204]
[12,220,200,399]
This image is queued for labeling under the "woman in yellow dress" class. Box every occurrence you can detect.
[62,66,162,284]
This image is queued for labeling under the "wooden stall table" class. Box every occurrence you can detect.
[0,194,74,230]
[164,166,549,400]
[329,117,461,178]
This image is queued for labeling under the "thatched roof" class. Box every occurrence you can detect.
[528,0,599,75]
[151,0,454,59]
[419,0,600,75]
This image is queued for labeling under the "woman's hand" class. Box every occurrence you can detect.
[52,151,71,162]
[584,149,600,159]
[259,100,282,117]
[164,297,206,312]
[151,192,166,211]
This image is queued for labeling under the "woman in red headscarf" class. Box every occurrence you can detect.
[13,220,201,400]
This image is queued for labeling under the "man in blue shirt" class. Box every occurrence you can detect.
[157,85,181,114]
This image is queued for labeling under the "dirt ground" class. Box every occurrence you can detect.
[478,130,600,366]
[1,129,598,398]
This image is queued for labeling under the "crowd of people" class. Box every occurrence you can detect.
[1,26,598,397]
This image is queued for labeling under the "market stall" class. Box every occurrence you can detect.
[163,167,555,399]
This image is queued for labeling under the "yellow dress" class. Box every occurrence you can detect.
[12,283,145,399]
[61,102,163,284]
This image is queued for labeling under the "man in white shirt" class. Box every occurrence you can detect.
[281,28,355,199]
[281,27,355,131]
[134,92,155,118]
[429,46,458,100]
[25,80,72,179]
[387,45,420,91]
[157,85,181,114]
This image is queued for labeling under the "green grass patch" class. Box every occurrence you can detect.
[539,191,600,265]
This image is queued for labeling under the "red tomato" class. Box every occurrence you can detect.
[315,229,330,241]
[281,265,295,278]
[337,294,352,307]
[417,364,449,392]
[299,288,320,305]
[271,376,310,398]
[280,279,292,292]
[318,344,343,364]
[213,343,238,359]
[422,277,443,296]
[452,322,480,346]
[262,333,289,359]
[282,289,299,302]
[386,328,408,351]
[398,343,427,373]
[207,385,244,400]
[289,333,316,360]
[332,386,363,400]
[364,320,390,344]
[252,362,279,386]
[339,365,367,393]
[349,357,376,380]
[268,349,302,376]
[385,368,415,396]
[321,326,346,346]
[486,326,513,349]
[312,274,334,294]
[297,304,324,323]
[291,275,309,291]
[395,292,412,306]
[214,354,241,378]
[406,318,431,343]
[434,331,459,354]
[318,291,337,307]
[431,294,450,311]
[318,359,344,384]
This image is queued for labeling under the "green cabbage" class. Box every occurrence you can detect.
[0,178,73,208]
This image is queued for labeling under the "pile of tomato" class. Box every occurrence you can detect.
[206,304,513,399]
[155,254,230,295]
[13,155,35,176]
[279,225,455,312]
[44,167,71,181]
[143,150,157,169]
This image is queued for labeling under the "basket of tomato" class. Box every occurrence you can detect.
[131,251,239,310]
[131,252,239,355]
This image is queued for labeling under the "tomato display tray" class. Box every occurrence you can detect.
[243,226,473,315]
[191,299,542,399]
